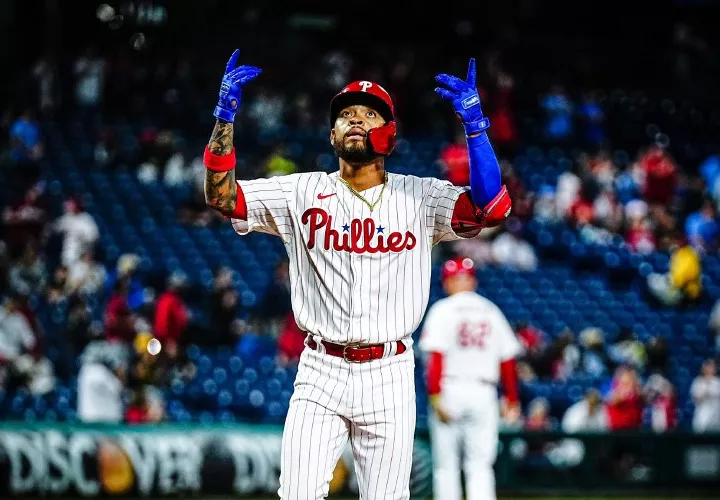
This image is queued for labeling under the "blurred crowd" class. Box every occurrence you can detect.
[1,10,719,433]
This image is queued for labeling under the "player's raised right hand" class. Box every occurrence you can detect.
[213,49,262,123]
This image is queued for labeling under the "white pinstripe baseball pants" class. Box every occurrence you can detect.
[278,341,416,499]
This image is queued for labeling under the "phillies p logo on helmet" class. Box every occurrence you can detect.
[359,81,373,92]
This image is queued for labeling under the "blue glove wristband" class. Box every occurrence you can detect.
[464,117,491,136]
[213,106,236,123]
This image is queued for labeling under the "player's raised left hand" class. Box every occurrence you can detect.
[434,58,490,136]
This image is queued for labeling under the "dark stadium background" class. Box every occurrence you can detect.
[0,0,719,498]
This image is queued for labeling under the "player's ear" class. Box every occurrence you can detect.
[329,128,335,144]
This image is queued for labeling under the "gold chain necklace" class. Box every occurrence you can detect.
[337,172,388,212]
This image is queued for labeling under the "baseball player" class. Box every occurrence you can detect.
[419,256,521,500]
[203,49,511,499]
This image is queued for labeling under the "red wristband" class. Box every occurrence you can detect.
[203,146,236,172]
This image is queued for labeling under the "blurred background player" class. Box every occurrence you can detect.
[419,256,521,500]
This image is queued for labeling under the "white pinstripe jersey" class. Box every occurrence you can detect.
[231,171,478,344]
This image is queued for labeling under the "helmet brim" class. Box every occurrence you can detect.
[330,92,394,126]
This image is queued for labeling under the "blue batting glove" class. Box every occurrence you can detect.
[213,49,262,123]
[434,58,490,136]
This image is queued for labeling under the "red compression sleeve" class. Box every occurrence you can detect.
[426,352,444,395]
[500,358,519,404]
[229,187,247,219]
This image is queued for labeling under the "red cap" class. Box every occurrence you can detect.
[330,80,395,125]
[441,257,476,282]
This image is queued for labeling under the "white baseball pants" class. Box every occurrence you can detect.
[428,381,499,500]
[278,343,416,499]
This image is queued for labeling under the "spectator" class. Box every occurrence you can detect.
[8,241,48,298]
[608,328,646,373]
[539,83,574,144]
[58,294,96,380]
[644,373,677,433]
[550,389,608,467]
[487,71,517,159]
[77,344,125,423]
[645,336,669,375]
[647,234,702,306]
[0,291,54,395]
[684,197,719,253]
[490,219,538,271]
[540,328,578,380]
[699,152,720,207]
[67,248,107,296]
[437,125,470,186]
[247,88,286,135]
[516,322,547,360]
[46,264,69,305]
[73,45,106,110]
[195,266,240,346]
[568,181,596,227]
[626,216,656,254]
[690,359,720,432]
[104,277,136,343]
[105,253,145,312]
[2,182,49,258]
[9,107,43,164]
[639,145,677,206]
[52,197,99,267]
[153,271,189,358]
[125,386,165,424]
[606,366,643,431]
[32,53,60,117]
[93,129,121,169]
[578,327,610,377]
[555,163,582,219]
[577,90,607,148]
[131,331,172,387]
[163,147,193,187]
[525,397,553,431]
[276,311,306,366]
[615,163,641,206]
[0,292,37,387]
[203,266,241,347]
[563,389,608,432]
[533,185,561,224]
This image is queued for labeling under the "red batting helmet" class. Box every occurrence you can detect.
[441,257,476,282]
[330,80,396,155]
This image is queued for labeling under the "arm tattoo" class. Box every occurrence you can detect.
[205,120,237,214]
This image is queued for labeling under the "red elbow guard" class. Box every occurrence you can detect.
[500,358,519,404]
[426,352,444,395]
[482,185,512,227]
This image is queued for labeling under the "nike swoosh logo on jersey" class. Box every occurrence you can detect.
[317,193,336,199]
